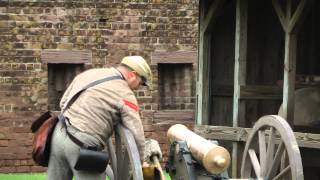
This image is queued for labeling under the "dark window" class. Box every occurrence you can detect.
[48,64,84,110]
[158,63,194,110]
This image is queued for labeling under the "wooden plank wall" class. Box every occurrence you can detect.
[209,1,235,126]
[245,0,285,127]
[207,0,285,127]
[297,1,320,76]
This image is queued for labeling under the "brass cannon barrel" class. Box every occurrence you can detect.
[167,124,231,174]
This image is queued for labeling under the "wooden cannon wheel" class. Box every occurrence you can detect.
[241,115,304,180]
[107,124,143,180]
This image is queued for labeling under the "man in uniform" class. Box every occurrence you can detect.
[47,56,152,180]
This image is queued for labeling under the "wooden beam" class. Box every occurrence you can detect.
[240,85,283,100]
[198,33,211,125]
[197,0,212,125]
[282,0,310,125]
[272,1,292,123]
[233,0,248,127]
[272,0,288,31]
[195,125,320,149]
[288,0,307,33]
[286,0,292,21]
[196,0,205,125]
[282,33,297,126]
[211,85,283,99]
[277,74,320,88]
[272,0,309,126]
[200,0,226,34]
[232,0,248,177]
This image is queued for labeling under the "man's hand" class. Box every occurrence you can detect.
[143,139,162,163]
[142,161,150,167]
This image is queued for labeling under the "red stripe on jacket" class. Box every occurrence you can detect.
[123,100,139,111]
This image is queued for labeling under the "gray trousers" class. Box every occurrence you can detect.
[47,120,113,180]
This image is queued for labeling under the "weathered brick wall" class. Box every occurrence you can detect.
[0,0,198,172]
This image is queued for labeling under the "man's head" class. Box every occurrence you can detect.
[120,56,152,90]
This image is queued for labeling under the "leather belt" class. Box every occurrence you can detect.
[60,115,104,151]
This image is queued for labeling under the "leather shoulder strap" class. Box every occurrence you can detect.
[61,75,123,114]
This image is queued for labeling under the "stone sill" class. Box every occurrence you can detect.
[151,51,197,64]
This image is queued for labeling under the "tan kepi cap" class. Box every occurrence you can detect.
[121,56,152,87]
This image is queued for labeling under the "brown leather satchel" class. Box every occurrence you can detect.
[31,111,59,167]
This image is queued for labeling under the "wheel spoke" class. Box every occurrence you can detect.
[266,141,285,179]
[273,165,291,180]
[249,149,261,178]
[266,127,275,171]
[258,130,267,176]
[280,152,287,170]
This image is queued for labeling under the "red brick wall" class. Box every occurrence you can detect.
[0,0,198,172]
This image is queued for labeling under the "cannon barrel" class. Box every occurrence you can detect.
[167,124,230,174]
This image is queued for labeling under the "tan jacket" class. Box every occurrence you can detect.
[60,67,145,161]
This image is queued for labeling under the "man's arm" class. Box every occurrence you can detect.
[118,97,145,162]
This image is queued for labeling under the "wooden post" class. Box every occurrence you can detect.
[232,0,248,177]
[283,33,297,125]
[200,0,226,34]
[197,32,211,125]
[272,0,308,126]
[197,0,225,125]
[197,0,209,125]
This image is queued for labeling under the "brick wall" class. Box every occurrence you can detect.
[0,0,198,172]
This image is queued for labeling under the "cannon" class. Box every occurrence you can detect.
[167,124,231,175]
[165,115,304,180]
